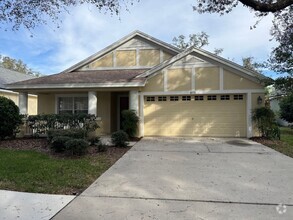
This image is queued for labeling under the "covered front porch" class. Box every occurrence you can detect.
[18,89,140,135]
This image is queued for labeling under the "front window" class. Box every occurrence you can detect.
[58,96,88,114]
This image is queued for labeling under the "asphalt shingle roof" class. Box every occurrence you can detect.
[0,67,36,88]
[9,69,147,86]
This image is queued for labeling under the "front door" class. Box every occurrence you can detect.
[119,96,129,130]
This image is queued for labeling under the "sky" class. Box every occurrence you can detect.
[0,0,278,78]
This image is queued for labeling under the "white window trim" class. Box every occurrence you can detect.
[55,94,88,114]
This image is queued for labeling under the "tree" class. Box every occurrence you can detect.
[279,93,293,123]
[0,55,40,76]
[192,1,293,75]
[0,96,22,140]
[0,0,132,30]
[172,32,223,55]
[274,76,293,96]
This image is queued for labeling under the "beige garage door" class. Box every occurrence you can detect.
[144,94,246,137]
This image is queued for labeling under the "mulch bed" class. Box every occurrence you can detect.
[250,137,282,146]
[0,138,131,160]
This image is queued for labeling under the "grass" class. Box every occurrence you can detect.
[255,127,293,158]
[0,149,112,195]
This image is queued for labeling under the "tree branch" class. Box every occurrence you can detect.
[239,0,293,12]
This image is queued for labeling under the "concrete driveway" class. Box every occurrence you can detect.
[53,138,293,219]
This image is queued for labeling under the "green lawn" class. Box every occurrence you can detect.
[259,127,293,158]
[0,149,112,194]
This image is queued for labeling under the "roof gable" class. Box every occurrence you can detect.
[138,47,267,84]
[63,30,181,73]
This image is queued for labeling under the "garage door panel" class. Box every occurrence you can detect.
[144,95,246,137]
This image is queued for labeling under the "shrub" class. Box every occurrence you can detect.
[27,113,99,136]
[47,129,86,142]
[88,136,100,146]
[0,96,22,140]
[121,109,139,137]
[252,107,280,139]
[65,139,89,156]
[51,136,71,152]
[111,130,129,147]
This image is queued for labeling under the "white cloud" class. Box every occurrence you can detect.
[0,0,277,74]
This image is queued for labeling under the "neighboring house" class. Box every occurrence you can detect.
[0,67,37,115]
[267,85,290,126]
[7,31,266,137]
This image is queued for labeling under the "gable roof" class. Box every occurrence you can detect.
[137,47,267,83]
[62,30,182,73]
[0,67,36,89]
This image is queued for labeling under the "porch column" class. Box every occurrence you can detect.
[129,90,139,113]
[88,91,97,116]
[19,92,28,114]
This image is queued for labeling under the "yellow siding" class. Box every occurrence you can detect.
[38,94,55,114]
[195,67,219,90]
[97,92,111,134]
[116,50,136,67]
[224,70,263,90]
[89,52,113,68]
[143,72,164,92]
[163,51,173,61]
[28,95,38,115]
[144,95,246,137]
[0,91,37,115]
[139,49,160,66]
[167,68,192,91]
[0,92,18,103]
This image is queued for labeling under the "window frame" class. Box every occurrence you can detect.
[170,96,179,101]
[207,95,217,101]
[220,95,230,100]
[146,96,156,102]
[55,94,88,114]
[233,94,244,100]
[194,95,204,101]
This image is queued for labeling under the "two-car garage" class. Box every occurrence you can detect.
[143,94,247,137]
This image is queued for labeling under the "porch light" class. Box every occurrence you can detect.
[257,96,263,105]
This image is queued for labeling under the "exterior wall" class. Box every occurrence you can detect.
[0,90,37,115]
[28,95,38,115]
[96,92,111,134]
[139,49,160,66]
[38,94,55,114]
[167,68,192,91]
[89,52,113,68]
[224,70,263,90]
[78,37,175,70]
[116,50,136,67]
[143,71,164,92]
[195,67,219,90]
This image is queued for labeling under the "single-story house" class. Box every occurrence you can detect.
[7,31,266,137]
[0,67,37,115]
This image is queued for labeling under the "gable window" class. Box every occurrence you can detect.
[220,95,230,100]
[146,96,155,102]
[182,96,191,101]
[195,95,204,101]
[207,95,217,100]
[170,96,179,101]
[234,94,244,100]
[58,96,88,114]
[158,96,167,101]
